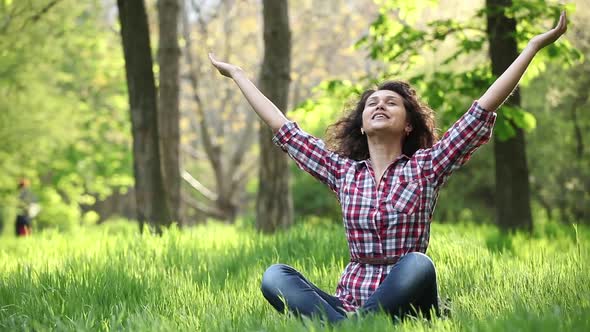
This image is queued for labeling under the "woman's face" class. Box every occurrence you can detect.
[361,90,410,136]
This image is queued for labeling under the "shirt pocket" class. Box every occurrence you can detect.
[342,183,374,230]
[385,179,423,215]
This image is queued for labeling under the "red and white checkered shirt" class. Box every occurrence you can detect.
[272,101,496,312]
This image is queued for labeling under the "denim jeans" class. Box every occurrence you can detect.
[260,252,439,323]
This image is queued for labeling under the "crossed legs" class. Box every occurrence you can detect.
[260,252,440,324]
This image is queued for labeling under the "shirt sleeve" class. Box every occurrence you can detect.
[415,101,497,186]
[272,121,350,193]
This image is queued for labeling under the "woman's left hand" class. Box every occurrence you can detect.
[529,10,567,51]
[209,53,243,78]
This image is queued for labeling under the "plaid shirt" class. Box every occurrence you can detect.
[272,101,496,312]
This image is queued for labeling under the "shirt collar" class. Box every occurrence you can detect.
[361,154,410,168]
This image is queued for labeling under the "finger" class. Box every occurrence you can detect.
[558,11,566,31]
[553,12,562,30]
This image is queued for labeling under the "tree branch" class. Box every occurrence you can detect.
[182,144,207,160]
[181,169,218,201]
[21,0,63,30]
[182,8,222,173]
[182,193,225,219]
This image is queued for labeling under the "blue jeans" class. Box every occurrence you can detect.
[260,252,439,323]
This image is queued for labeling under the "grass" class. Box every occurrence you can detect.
[0,219,589,331]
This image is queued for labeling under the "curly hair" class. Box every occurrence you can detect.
[326,81,438,161]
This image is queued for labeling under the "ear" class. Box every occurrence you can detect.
[405,123,413,133]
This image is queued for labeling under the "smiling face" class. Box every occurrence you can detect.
[361,90,411,136]
[326,80,437,161]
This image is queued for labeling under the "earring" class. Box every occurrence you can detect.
[361,128,365,135]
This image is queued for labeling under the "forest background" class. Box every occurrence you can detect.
[1,1,589,331]
[0,0,588,234]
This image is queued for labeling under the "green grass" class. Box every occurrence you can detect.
[0,219,589,331]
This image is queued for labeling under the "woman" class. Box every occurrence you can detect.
[209,12,567,323]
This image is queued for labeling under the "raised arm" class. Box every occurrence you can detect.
[478,11,567,112]
[209,53,288,132]
[209,54,351,193]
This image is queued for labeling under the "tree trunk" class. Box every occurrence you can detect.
[117,0,170,233]
[569,72,589,160]
[256,0,293,233]
[83,188,137,223]
[486,0,533,232]
[157,0,181,225]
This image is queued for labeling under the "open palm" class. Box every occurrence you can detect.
[209,53,241,78]
[530,11,567,50]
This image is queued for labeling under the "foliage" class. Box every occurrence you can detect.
[34,188,80,232]
[524,50,590,222]
[356,0,581,136]
[180,0,379,222]
[0,0,588,230]
[0,0,133,230]
[289,0,588,224]
[288,80,364,221]
[0,219,588,330]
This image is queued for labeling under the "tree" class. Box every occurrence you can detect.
[306,0,581,230]
[525,2,590,224]
[486,0,532,231]
[180,0,259,222]
[0,0,135,231]
[256,0,292,232]
[176,0,376,224]
[117,0,171,232]
[157,0,182,224]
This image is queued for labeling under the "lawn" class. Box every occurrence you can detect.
[0,219,588,331]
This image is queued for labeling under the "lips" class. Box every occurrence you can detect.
[372,112,389,120]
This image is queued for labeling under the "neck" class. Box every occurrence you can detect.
[367,133,404,175]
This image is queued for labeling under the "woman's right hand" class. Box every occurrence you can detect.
[528,11,567,51]
[209,53,242,78]
[208,52,288,131]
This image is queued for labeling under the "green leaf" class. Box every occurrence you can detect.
[502,105,537,132]
[495,112,518,141]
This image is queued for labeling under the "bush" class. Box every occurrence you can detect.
[291,164,342,221]
[35,188,80,232]
[100,217,138,236]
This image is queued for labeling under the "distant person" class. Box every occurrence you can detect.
[210,12,567,323]
[15,179,40,237]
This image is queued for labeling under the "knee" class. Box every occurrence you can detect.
[404,252,436,279]
[261,264,290,296]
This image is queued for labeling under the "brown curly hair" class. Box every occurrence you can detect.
[326,81,438,160]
